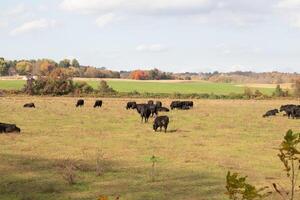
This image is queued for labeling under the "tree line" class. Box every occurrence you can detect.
[0,57,120,78]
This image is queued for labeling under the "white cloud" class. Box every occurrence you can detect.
[60,0,278,27]
[277,0,300,9]
[5,3,26,16]
[276,0,300,28]
[60,0,211,15]
[95,13,116,27]
[10,19,57,36]
[136,44,168,52]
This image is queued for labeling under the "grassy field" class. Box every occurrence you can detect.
[0,97,300,200]
[0,79,275,95]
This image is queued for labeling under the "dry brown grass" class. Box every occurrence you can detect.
[0,97,299,199]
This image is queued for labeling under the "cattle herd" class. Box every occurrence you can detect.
[0,99,194,134]
[263,104,300,119]
[126,100,193,132]
[1,100,299,134]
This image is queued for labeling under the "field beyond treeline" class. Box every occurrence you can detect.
[0,79,277,95]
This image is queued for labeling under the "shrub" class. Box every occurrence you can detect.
[226,171,271,200]
[98,80,116,94]
[244,87,253,99]
[273,85,288,97]
[61,160,77,185]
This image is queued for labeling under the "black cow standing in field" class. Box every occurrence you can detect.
[126,101,137,109]
[23,103,35,108]
[157,107,170,112]
[293,109,300,119]
[280,104,300,118]
[140,105,151,123]
[135,104,148,114]
[94,100,102,108]
[76,99,84,107]
[153,116,169,133]
[291,106,300,119]
[149,104,158,117]
[0,123,21,134]
[263,109,279,118]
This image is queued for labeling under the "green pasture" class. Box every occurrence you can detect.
[0,79,275,95]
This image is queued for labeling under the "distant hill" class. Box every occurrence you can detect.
[199,71,300,84]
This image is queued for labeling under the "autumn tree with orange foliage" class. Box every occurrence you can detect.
[130,70,149,80]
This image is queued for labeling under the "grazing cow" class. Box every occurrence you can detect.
[156,101,162,108]
[170,101,182,110]
[140,106,151,123]
[23,103,35,108]
[170,101,192,110]
[148,100,154,105]
[149,104,158,117]
[183,101,193,108]
[76,99,84,107]
[157,107,170,112]
[94,100,102,108]
[280,104,296,118]
[181,105,190,110]
[0,123,21,134]
[126,101,136,109]
[263,109,279,118]
[291,106,300,119]
[153,116,169,133]
[293,109,300,119]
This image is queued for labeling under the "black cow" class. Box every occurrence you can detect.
[293,109,300,119]
[23,103,35,108]
[156,101,162,108]
[76,99,84,107]
[148,100,154,105]
[280,104,296,118]
[183,101,193,108]
[291,106,300,119]
[153,116,169,133]
[170,101,182,110]
[0,123,21,134]
[140,106,151,123]
[170,101,192,110]
[94,100,102,108]
[149,104,158,117]
[126,101,137,109]
[263,109,279,118]
[135,104,148,114]
[181,105,190,110]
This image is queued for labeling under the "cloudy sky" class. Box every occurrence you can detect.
[1,0,300,72]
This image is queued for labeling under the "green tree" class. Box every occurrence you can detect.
[273,85,286,97]
[0,58,10,76]
[148,68,160,80]
[58,59,71,68]
[15,61,33,75]
[71,59,80,68]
